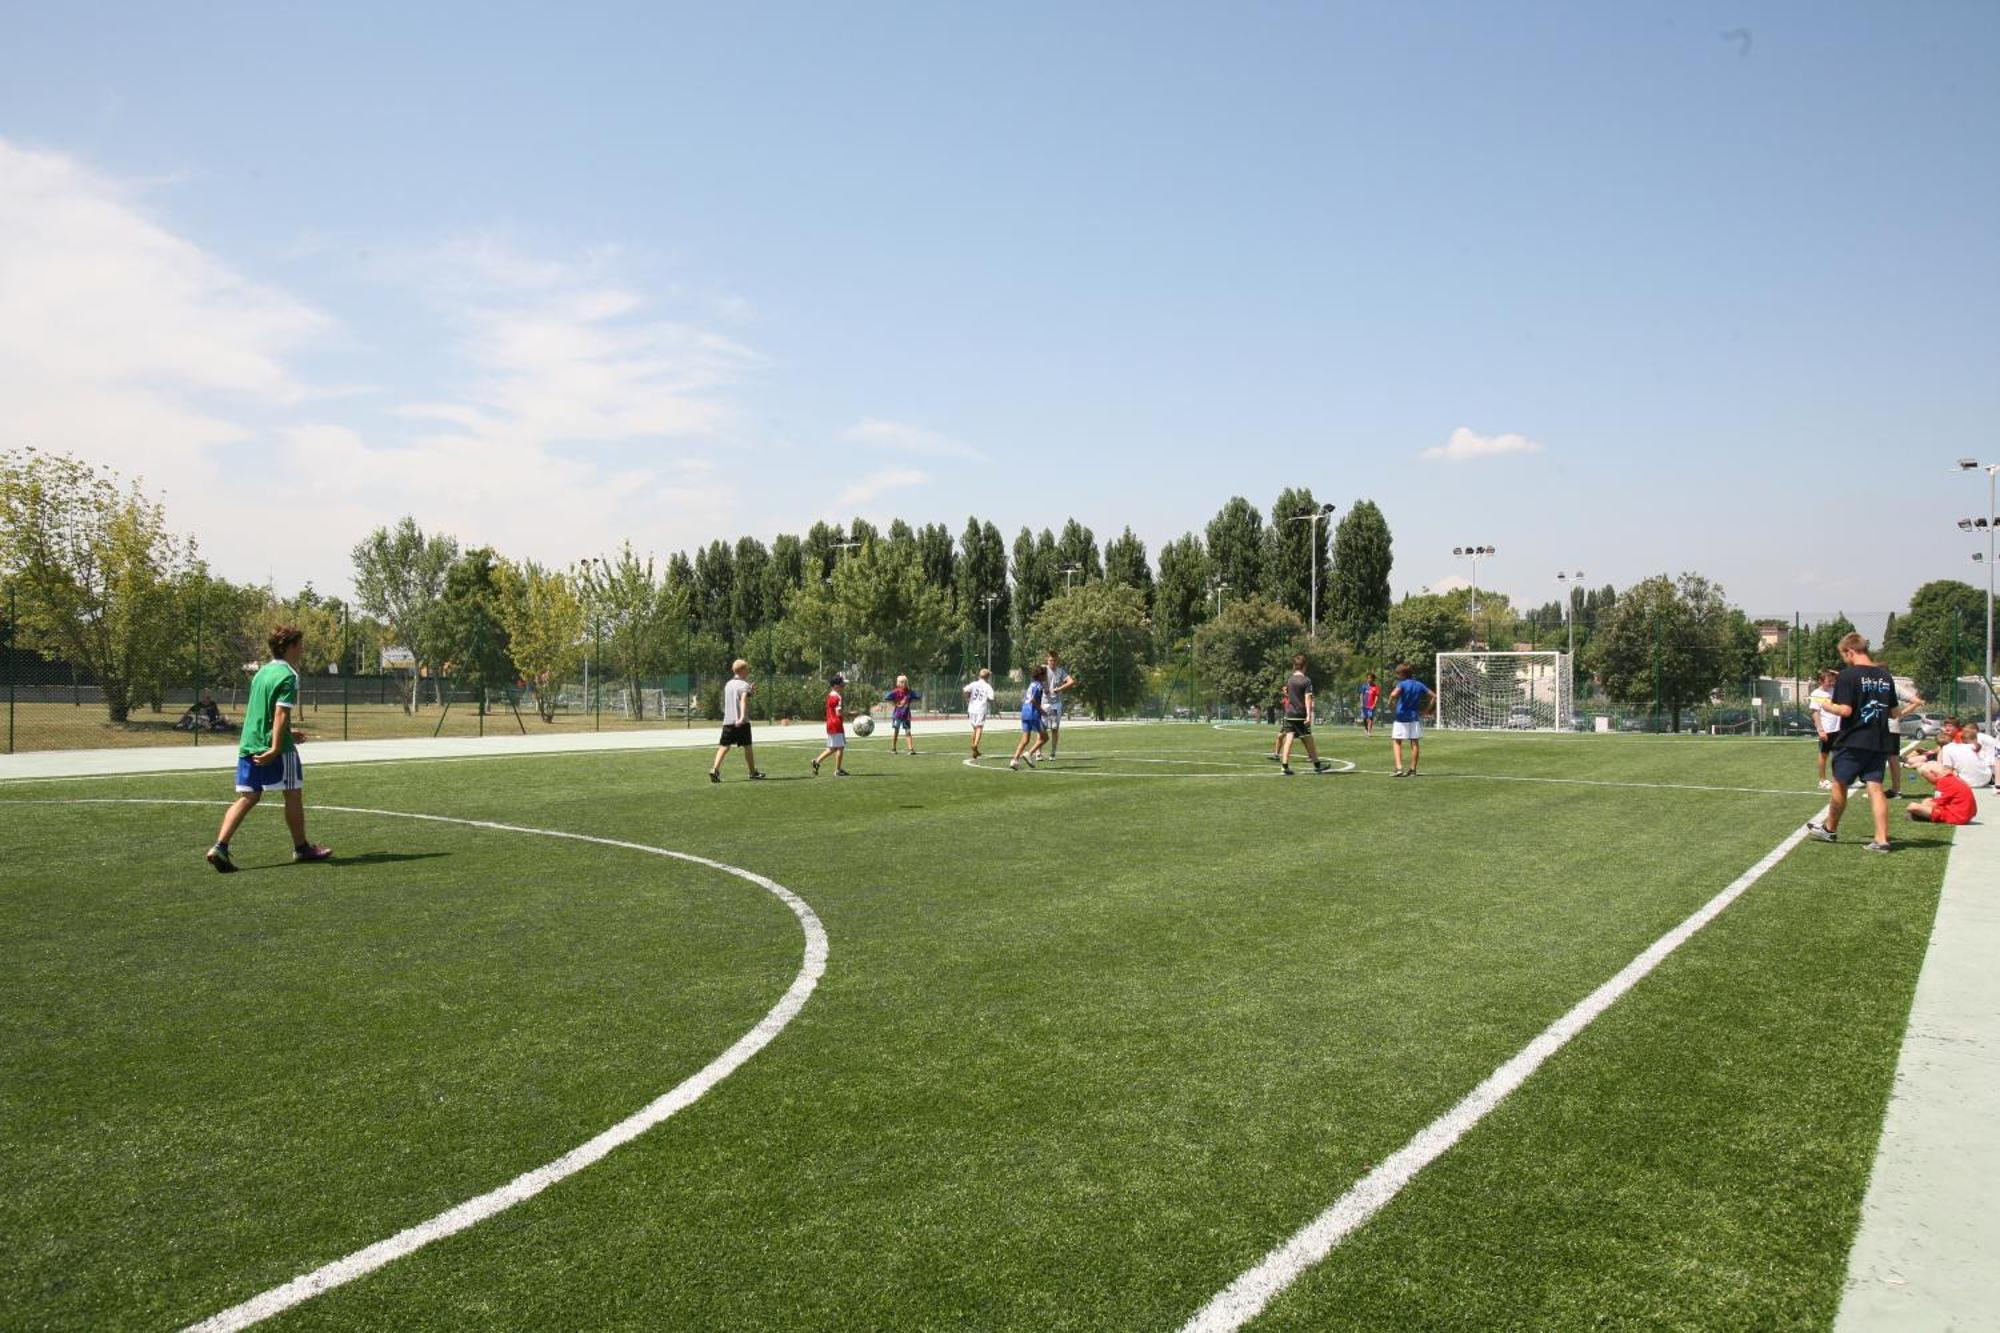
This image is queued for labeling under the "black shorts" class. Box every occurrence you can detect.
[1818,736,1835,755]
[1831,748,1885,787]
[1282,717,1312,737]
[719,723,753,747]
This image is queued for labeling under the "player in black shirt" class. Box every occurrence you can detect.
[1806,632,1913,852]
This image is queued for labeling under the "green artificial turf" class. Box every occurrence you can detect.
[0,727,1949,1330]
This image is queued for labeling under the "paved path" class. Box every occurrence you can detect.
[0,717,1125,783]
[1838,815,2000,1331]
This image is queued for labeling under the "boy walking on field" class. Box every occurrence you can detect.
[962,667,995,759]
[205,624,332,872]
[1277,655,1333,777]
[1360,673,1380,734]
[1808,632,1912,852]
[708,659,765,782]
[1808,667,1840,790]
[1386,662,1433,777]
[812,673,852,778]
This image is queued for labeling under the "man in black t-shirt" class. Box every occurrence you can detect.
[1807,632,1910,852]
[1276,655,1333,777]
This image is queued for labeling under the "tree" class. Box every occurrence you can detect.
[1011,527,1060,672]
[1154,533,1210,653]
[1381,592,1472,671]
[1103,527,1153,607]
[764,533,806,622]
[731,537,770,644]
[1800,614,1858,678]
[803,521,847,582]
[693,540,735,646]
[183,570,273,701]
[493,559,586,722]
[1589,573,1749,731]
[1,449,197,724]
[1029,583,1152,720]
[351,516,458,712]
[1326,499,1393,651]
[1205,497,1264,598]
[1194,595,1308,712]
[1056,518,1102,585]
[1264,487,1330,625]
[435,547,514,712]
[916,523,957,599]
[577,545,689,719]
[956,517,1012,673]
[790,537,956,679]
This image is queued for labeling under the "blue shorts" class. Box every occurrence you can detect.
[1361,707,1375,720]
[891,715,912,732]
[1021,715,1042,733]
[1832,748,1887,787]
[235,751,303,793]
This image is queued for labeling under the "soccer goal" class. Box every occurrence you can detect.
[1435,651,1575,731]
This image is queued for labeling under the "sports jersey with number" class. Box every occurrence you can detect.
[1021,680,1045,722]
[964,679,995,713]
[239,659,300,757]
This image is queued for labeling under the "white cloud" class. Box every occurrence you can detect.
[1421,427,1545,462]
[836,467,928,509]
[0,143,758,589]
[839,418,987,462]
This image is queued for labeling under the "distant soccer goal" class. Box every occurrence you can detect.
[1435,652,1575,732]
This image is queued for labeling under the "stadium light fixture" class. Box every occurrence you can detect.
[1556,570,1585,659]
[1452,545,1496,626]
[981,591,1001,668]
[1955,461,1998,730]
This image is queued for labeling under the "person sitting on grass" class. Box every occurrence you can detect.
[1933,721,1995,789]
[1907,760,1977,825]
[205,625,332,872]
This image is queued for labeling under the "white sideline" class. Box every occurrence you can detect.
[0,798,828,1332]
[1180,811,1820,1332]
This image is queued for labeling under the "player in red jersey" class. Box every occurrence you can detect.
[812,673,851,777]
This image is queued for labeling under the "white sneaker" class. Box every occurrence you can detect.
[1817,779,1832,790]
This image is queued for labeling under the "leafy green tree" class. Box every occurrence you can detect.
[1800,615,1858,677]
[1029,582,1152,719]
[790,537,956,678]
[1011,527,1060,672]
[352,515,458,712]
[0,449,195,723]
[764,533,806,622]
[1381,592,1472,671]
[1194,594,1307,711]
[693,539,736,645]
[1264,487,1329,624]
[1103,527,1153,605]
[1057,518,1102,585]
[435,547,514,711]
[917,523,957,597]
[731,537,770,644]
[493,559,586,722]
[1154,533,1210,653]
[956,517,1012,673]
[576,545,689,719]
[182,570,273,699]
[803,521,847,582]
[1327,499,1393,650]
[1589,574,1749,731]
[1205,496,1264,598]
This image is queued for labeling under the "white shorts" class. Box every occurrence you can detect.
[1045,709,1063,729]
[968,707,990,727]
[1391,720,1423,741]
[825,731,846,750]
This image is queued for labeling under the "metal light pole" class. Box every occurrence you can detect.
[1062,563,1082,591]
[1212,578,1229,618]
[1955,459,1996,730]
[1290,502,1337,637]
[982,591,1000,667]
[1556,569,1584,659]
[1453,545,1495,641]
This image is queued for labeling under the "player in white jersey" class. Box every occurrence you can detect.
[709,659,765,782]
[962,667,996,759]
[1043,650,1080,759]
[1808,668,1840,790]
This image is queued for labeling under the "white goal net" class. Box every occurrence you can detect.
[1435,652,1574,731]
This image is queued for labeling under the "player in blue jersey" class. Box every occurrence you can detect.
[1009,665,1049,770]
[1386,661,1434,777]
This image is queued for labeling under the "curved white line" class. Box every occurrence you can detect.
[0,799,826,1332]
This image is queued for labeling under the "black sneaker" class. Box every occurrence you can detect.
[1266,753,1282,763]
[1281,766,1295,776]
[749,771,767,781]
[293,844,333,863]
[1805,821,1836,843]
[205,845,237,874]
[834,769,850,778]
[1314,760,1331,773]
[1864,840,1892,854]
[812,758,821,776]
[709,769,722,784]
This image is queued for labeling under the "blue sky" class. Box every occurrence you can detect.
[2,1,1995,615]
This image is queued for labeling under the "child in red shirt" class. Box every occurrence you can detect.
[1909,761,1976,825]
[812,673,851,778]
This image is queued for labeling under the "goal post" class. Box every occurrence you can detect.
[1435,651,1575,732]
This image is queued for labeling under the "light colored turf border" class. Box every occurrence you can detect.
[1179,805,1826,1332]
[961,755,1358,779]
[0,798,828,1332]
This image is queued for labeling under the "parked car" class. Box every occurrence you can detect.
[1908,713,1946,739]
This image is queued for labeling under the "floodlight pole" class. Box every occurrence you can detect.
[982,591,1000,668]
[1956,461,1997,730]
[1453,546,1495,642]
[1557,569,1583,660]
[1062,563,1082,591]
[1291,502,1337,638]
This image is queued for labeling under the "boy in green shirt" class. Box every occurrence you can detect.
[205,624,332,872]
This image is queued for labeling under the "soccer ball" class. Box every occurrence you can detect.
[852,714,876,737]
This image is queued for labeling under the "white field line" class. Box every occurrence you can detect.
[1344,768,1816,798]
[1180,810,1822,1333]
[0,798,828,1333]
[960,757,1357,779]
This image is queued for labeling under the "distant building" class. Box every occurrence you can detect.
[1755,621,1790,652]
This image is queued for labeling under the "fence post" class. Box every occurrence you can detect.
[4,583,14,755]
[593,620,603,733]
[341,605,350,742]
[192,592,203,747]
